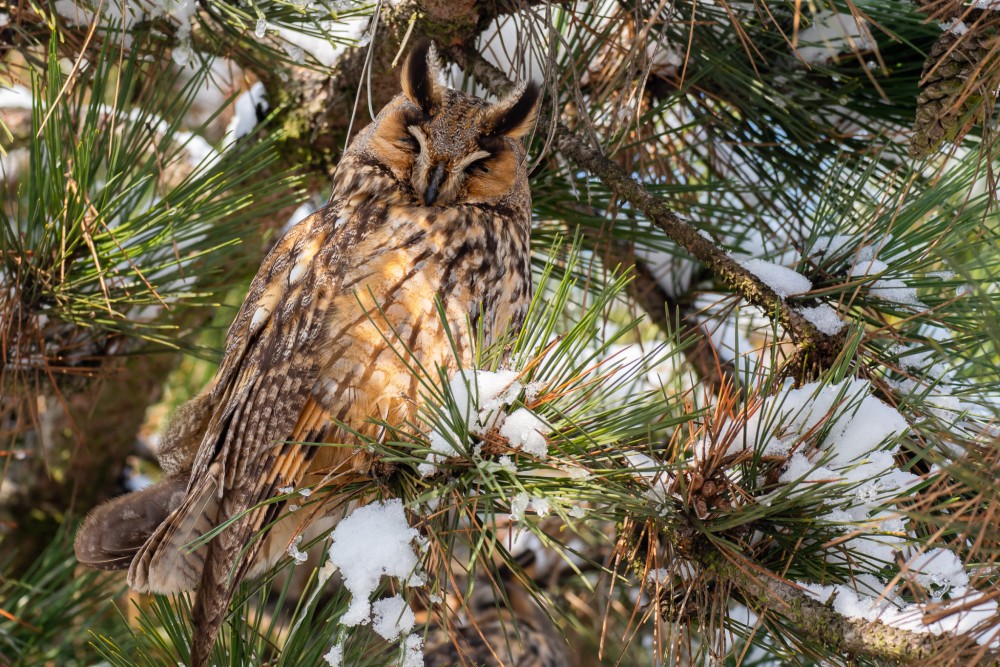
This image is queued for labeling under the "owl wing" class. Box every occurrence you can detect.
[126,205,387,667]
[130,202,379,667]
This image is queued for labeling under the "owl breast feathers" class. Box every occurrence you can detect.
[73,40,540,667]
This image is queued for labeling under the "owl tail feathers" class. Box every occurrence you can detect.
[127,466,222,595]
[189,504,271,667]
[74,476,188,571]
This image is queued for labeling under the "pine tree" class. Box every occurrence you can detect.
[1,1,998,665]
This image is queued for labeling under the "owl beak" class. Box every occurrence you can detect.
[424,162,447,206]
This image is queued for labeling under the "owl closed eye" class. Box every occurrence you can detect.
[366,40,539,207]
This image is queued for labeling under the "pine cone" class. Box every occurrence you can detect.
[910,25,1000,158]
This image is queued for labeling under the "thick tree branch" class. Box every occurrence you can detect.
[266,0,570,176]
[722,562,997,665]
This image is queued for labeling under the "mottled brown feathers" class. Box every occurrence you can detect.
[73,476,187,571]
[75,39,539,667]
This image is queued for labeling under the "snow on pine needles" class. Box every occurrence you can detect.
[417,369,549,477]
[323,499,425,665]
[719,378,997,645]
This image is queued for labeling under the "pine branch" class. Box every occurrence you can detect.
[261,0,572,176]
[718,560,997,666]
[454,47,846,383]
[583,226,736,393]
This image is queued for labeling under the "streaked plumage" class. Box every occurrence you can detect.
[75,41,539,666]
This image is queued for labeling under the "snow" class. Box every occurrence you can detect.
[905,548,969,598]
[498,408,550,457]
[940,20,970,36]
[795,11,874,65]
[508,529,555,575]
[401,634,424,667]
[762,380,997,644]
[323,641,344,666]
[224,82,269,146]
[823,393,908,466]
[419,369,547,476]
[799,581,836,603]
[626,452,676,510]
[475,370,522,416]
[798,304,846,335]
[282,200,318,236]
[646,568,671,586]
[0,148,27,183]
[497,455,517,473]
[176,132,218,168]
[54,0,199,54]
[634,242,699,299]
[734,378,921,570]
[272,17,369,68]
[831,585,999,645]
[255,18,268,39]
[530,496,551,517]
[779,452,838,484]
[689,295,760,364]
[286,535,308,564]
[506,492,557,523]
[735,257,812,297]
[0,84,33,110]
[510,492,530,522]
[372,594,415,642]
[812,233,856,261]
[181,56,239,126]
[850,246,924,307]
[326,499,423,627]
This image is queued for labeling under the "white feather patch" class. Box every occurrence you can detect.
[288,257,308,285]
[250,305,270,332]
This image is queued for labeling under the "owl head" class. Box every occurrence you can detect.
[360,40,540,207]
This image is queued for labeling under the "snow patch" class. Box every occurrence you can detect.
[795,11,874,65]
[735,257,812,297]
[326,499,423,627]
[372,594,415,642]
[498,408,550,457]
[798,303,846,335]
[0,84,33,110]
[223,82,269,147]
[419,369,547,476]
[850,246,924,308]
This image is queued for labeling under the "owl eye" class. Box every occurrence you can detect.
[399,133,420,153]
[465,158,490,175]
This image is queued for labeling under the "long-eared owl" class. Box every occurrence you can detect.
[74,40,540,667]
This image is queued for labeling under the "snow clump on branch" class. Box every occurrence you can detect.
[418,370,550,476]
[324,499,425,665]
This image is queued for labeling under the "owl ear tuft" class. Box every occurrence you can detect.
[401,39,442,114]
[485,82,540,140]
